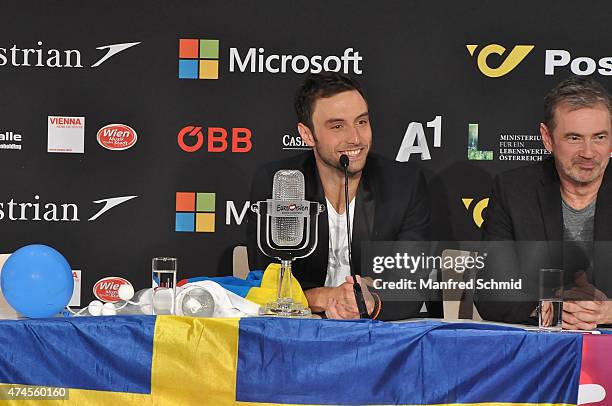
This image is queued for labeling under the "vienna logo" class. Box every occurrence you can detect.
[97,124,137,151]
[48,116,85,154]
[466,44,534,78]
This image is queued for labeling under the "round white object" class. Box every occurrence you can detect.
[88,300,103,316]
[118,284,135,301]
[101,302,116,316]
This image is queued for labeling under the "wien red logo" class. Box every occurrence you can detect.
[97,124,137,150]
[93,277,131,303]
[178,125,252,153]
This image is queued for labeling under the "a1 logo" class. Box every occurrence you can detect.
[396,116,442,161]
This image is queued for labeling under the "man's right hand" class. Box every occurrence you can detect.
[305,276,374,319]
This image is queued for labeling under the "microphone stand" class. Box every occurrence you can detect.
[340,154,369,319]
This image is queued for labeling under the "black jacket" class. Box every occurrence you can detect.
[246,152,431,320]
[477,157,612,324]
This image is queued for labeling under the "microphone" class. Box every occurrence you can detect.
[271,170,306,246]
[250,169,325,316]
[339,154,369,319]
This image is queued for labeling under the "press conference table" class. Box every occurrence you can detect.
[0,315,609,405]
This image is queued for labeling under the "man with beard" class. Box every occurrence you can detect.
[247,72,430,320]
[479,77,612,330]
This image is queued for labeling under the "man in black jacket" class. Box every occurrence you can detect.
[247,73,430,320]
[479,77,612,329]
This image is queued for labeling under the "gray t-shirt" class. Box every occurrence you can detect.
[562,199,596,242]
[562,199,596,278]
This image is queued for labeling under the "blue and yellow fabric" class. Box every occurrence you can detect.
[0,316,583,405]
[177,263,308,308]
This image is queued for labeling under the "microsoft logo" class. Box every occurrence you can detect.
[175,192,216,232]
[178,39,219,80]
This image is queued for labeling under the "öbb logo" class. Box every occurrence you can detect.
[178,125,252,153]
[97,124,137,150]
[92,277,131,303]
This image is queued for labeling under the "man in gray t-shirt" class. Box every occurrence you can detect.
[481,77,612,330]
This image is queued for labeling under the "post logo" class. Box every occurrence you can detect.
[467,123,493,161]
[179,39,219,80]
[466,44,534,77]
[462,198,489,228]
[176,192,216,232]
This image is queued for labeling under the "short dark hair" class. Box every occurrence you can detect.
[544,76,612,131]
[294,72,366,130]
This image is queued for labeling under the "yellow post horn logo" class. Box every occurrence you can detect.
[462,198,489,228]
[466,44,534,78]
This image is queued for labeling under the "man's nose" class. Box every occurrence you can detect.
[346,126,360,144]
[580,139,597,158]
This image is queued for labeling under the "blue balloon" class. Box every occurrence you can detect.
[1,244,74,318]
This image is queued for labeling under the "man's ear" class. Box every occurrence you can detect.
[298,123,316,147]
[540,122,553,152]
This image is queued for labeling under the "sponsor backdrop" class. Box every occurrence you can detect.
[1,1,611,303]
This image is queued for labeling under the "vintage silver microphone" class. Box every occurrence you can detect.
[271,170,306,247]
[251,169,325,316]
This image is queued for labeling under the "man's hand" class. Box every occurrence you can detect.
[562,300,612,330]
[540,301,554,327]
[325,276,376,320]
[562,272,612,330]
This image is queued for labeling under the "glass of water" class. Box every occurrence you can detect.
[152,257,177,315]
[539,268,564,332]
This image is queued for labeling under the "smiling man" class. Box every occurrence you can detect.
[479,77,612,329]
[247,72,430,320]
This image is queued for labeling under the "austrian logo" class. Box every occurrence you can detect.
[0,195,137,222]
[97,124,137,150]
[0,41,140,69]
[466,44,534,78]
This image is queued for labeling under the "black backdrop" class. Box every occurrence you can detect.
[1,1,611,303]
